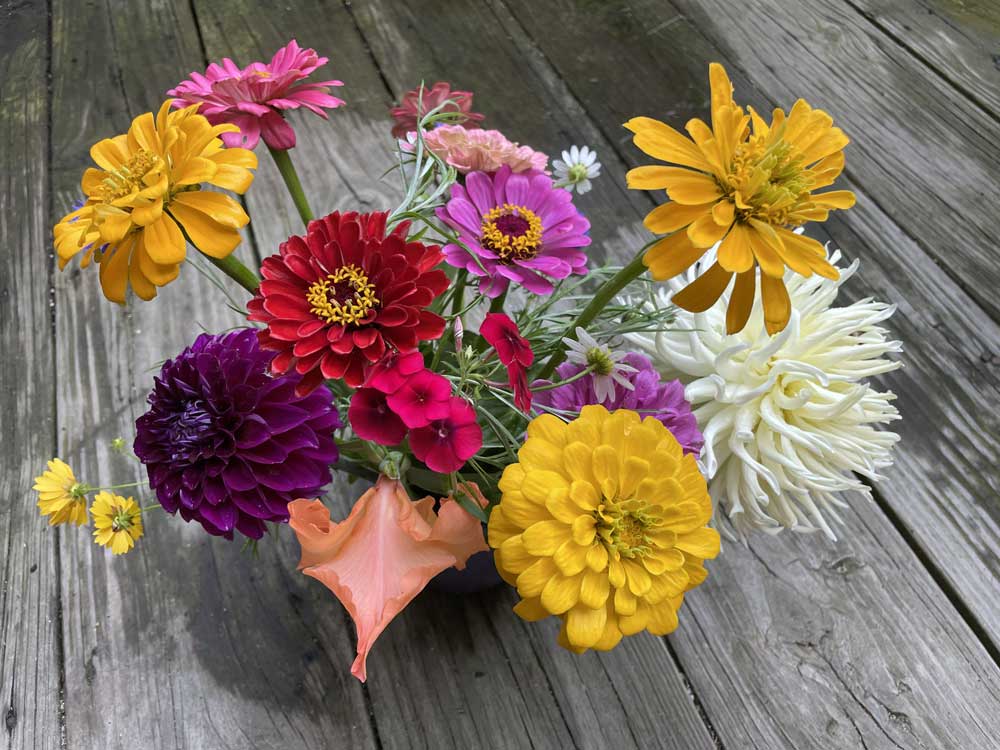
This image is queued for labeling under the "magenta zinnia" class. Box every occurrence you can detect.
[247,211,450,392]
[168,40,345,150]
[436,166,591,298]
[134,329,340,540]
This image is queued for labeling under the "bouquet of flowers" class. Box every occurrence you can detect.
[37,42,901,682]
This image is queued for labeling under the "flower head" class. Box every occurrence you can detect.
[627,249,901,538]
[562,328,638,404]
[134,329,340,540]
[33,459,89,526]
[349,388,408,446]
[247,211,449,391]
[91,492,144,555]
[363,349,425,394]
[390,81,485,138]
[436,166,591,298]
[54,102,257,303]
[408,397,482,473]
[553,145,601,194]
[385,369,452,428]
[489,406,719,653]
[168,40,345,150]
[626,63,855,334]
[409,125,547,174]
[533,353,703,456]
[480,313,534,412]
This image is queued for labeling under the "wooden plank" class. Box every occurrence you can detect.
[475,0,1000,744]
[845,0,1000,117]
[49,1,377,748]
[191,1,716,747]
[670,0,1000,326]
[0,2,63,748]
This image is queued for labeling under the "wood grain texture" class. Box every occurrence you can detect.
[189,1,718,747]
[845,0,1000,117]
[49,1,376,748]
[0,2,62,748]
[502,0,1000,643]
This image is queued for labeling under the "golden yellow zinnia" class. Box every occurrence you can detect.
[488,405,720,653]
[625,63,855,334]
[91,492,144,555]
[33,458,89,526]
[54,101,257,303]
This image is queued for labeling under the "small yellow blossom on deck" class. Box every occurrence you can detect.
[91,492,144,555]
[33,459,89,526]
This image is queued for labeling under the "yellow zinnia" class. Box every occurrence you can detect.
[53,100,257,303]
[625,63,855,334]
[91,492,144,555]
[33,458,89,526]
[488,405,720,653]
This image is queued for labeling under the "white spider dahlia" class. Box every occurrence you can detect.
[625,248,902,539]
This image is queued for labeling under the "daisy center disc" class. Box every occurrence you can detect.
[100,148,160,203]
[306,264,380,326]
[481,203,544,262]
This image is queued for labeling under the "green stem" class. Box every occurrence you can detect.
[268,146,314,226]
[204,252,260,295]
[88,481,147,492]
[532,364,596,390]
[140,504,161,513]
[429,273,468,372]
[536,250,648,380]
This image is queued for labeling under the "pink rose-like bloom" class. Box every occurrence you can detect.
[349,388,408,446]
[409,397,482,473]
[390,81,484,139]
[436,166,591,298]
[410,125,548,174]
[168,40,345,150]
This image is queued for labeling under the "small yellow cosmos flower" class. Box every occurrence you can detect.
[91,492,144,555]
[53,100,257,303]
[625,63,855,335]
[33,458,89,526]
[488,405,720,653]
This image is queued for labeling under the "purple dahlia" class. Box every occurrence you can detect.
[436,165,590,298]
[533,352,704,456]
[134,329,340,540]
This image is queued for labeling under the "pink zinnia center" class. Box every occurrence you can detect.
[481,204,543,263]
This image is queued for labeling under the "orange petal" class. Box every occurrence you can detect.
[624,116,712,172]
[746,221,787,278]
[643,231,707,280]
[97,237,134,304]
[726,269,756,334]
[626,165,678,190]
[168,201,242,259]
[664,170,723,205]
[288,476,488,683]
[643,201,713,235]
[671,261,733,313]
[717,222,754,273]
[811,190,856,210]
[760,274,791,335]
[774,229,839,280]
[142,212,186,265]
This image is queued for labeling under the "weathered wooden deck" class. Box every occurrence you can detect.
[2,0,1000,747]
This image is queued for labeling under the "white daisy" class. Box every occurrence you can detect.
[625,247,902,540]
[552,145,602,194]
[563,327,637,403]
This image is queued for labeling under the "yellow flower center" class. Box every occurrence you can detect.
[481,204,544,262]
[597,501,660,559]
[727,137,810,227]
[306,264,380,326]
[99,148,160,203]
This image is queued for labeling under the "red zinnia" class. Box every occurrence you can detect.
[409,397,482,474]
[248,211,449,393]
[389,81,485,139]
[480,313,534,413]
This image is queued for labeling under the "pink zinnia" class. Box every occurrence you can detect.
[409,125,547,174]
[409,397,482,473]
[168,40,345,150]
[390,81,484,139]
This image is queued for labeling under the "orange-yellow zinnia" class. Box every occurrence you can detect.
[625,63,855,334]
[53,101,257,303]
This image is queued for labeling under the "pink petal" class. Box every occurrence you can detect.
[288,477,488,682]
[260,111,297,150]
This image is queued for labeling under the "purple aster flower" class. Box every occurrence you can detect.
[436,165,590,298]
[533,352,704,456]
[134,329,340,540]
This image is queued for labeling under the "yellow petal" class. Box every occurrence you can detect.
[643,231,707,281]
[565,603,607,650]
[671,262,732,313]
[760,274,792,335]
[516,557,557,598]
[168,202,241,259]
[172,191,249,229]
[142,212,186,265]
[643,200,712,235]
[172,156,218,186]
[717,222,754,273]
[89,137,127,171]
[97,239,133,304]
[811,190,856,210]
[625,116,712,172]
[522,520,570,556]
[646,601,680,636]
[553,539,589,576]
[687,211,730,248]
[726,269,756,334]
[626,165,680,190]
[663,169,723,205]
[746,221,787,278]
[579,569,611,609]
[586,542,608,572]
[541,573,581,614]
[513,597,550,622]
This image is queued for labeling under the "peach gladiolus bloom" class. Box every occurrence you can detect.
[288,476,488,681]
